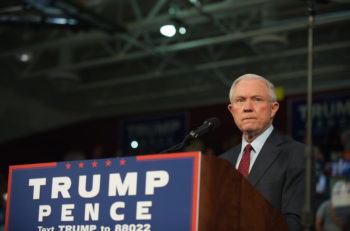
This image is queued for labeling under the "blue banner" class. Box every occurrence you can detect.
[288,91,350,142]
[331,159,350,177]
[6,152,200,231]
[120,114,187,154]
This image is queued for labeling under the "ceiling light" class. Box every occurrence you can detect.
[131,140,139,149]
[160,25,176,37]
[189,0,201,6]
[18,52,32,62]
[179,27,187,35]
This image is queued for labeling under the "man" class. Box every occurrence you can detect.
[220,74,310,231]
[315,180,348,231]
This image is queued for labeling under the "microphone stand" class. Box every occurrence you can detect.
[159,134,194,153]
[302,0,315,230]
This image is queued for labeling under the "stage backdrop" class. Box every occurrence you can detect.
[6,152,200,231]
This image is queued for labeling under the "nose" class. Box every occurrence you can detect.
[243,99,254,112]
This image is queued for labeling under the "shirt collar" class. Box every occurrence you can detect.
[241,125,274,154]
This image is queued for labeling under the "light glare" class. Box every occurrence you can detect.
[19,53,31,62]
[131,140,139,149]
[179,27,186,35]
[160,25,176,37]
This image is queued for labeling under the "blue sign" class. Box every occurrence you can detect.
[120,114,187,154]
[6,152,200,231]
[288,91,350,142]
[331,159,350,177]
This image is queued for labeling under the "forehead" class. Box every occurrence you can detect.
[233,79,269,97]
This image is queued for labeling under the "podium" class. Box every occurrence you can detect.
[6,152,288,231]
[199,154,288,231]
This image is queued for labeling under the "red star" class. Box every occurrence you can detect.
[92,161,98,167]
[65,163,71,169]
[105,160,111,166]
[79,162,84,168]
[120,159,126,165]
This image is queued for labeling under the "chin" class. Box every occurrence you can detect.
[242,127,258,133]
[241,124,257,130]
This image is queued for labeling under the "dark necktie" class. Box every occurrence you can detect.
[238,144,252,179]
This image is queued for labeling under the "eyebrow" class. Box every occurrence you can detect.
[234,95,265,99]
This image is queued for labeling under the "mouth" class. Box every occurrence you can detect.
[242,117,256,121]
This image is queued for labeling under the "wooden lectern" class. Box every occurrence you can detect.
[6,152,288,231]
[199,154,289,231]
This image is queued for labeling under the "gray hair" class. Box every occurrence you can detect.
[229,74,277,103]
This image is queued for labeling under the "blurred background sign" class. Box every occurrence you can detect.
[288,90,350,143]
[120,113,187,155]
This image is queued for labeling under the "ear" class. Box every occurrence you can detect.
[228,104,235,117]
[228,104,233,112]
[271,102,279,118]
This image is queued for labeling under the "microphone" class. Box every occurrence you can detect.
[159,117,221,153]
[188,117,221,139]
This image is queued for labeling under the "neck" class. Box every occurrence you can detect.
[243,123,272,143]
[243,133,258,143]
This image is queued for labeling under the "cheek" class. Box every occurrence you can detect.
[233,115,241,125]
[231,108,241,119]
[257,106,271,119]
[230,108,241,123]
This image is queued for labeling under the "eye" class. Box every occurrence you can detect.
[253,97,263,102]
[236,98,245,102]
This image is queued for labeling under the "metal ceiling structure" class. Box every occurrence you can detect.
[0,0,350,142]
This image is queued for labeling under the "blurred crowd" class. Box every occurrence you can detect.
[313,123,350,231]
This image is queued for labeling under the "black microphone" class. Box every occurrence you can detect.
[188,117,221,139]
[159,117,221,153]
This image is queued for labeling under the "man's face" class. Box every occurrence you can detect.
[228,78,279,138]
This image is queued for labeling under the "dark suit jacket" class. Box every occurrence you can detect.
[220,129,312,231]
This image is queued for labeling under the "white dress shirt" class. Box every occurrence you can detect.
[235,125,274,173]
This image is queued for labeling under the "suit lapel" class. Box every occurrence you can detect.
[228,144,241,166]
[247,129,284,186]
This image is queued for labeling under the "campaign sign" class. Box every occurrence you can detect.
[120,113,187,154]
[288,91,350,142]
[331,159,350,176]
[6,152,201,231]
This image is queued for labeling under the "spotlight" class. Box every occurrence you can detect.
[160,24,176,37]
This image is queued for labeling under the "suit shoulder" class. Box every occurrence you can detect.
[219,145,239,162]
[277,134,306,165]
[280,134,305,151]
